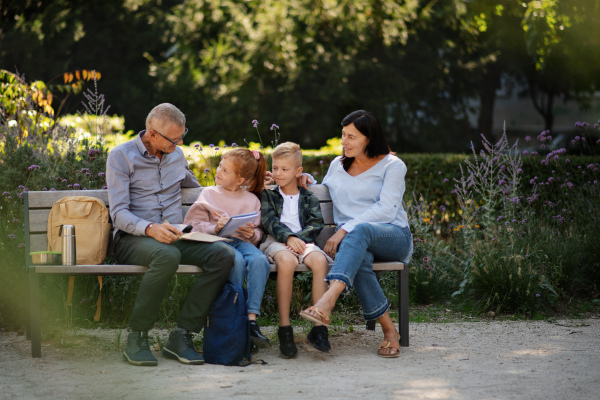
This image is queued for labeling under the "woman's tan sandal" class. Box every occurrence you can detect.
[377,338,401,358]
[299,307,331,327]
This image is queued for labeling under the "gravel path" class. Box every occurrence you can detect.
[1,318,599,399]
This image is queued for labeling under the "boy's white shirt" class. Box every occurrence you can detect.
[278,186,302,233]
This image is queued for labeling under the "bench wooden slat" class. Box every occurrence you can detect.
[33,264,203,275]
[32,261,404,275]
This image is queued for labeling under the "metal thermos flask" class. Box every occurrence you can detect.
[61,224,76,265]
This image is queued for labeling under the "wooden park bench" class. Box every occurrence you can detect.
[24,185,409,357]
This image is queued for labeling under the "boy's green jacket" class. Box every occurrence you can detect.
[260,186,325,244]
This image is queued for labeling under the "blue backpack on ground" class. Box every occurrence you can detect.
[203,281,252,366]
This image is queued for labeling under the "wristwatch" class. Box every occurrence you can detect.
[146,223,153,235]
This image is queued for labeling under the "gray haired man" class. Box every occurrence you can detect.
[106,103,234,366]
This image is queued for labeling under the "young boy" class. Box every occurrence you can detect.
[260,142,332,358]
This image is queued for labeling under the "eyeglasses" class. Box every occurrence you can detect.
[152,127,188,146]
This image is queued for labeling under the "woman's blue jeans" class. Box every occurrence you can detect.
[327,223,413,321]
[226,238,271,315]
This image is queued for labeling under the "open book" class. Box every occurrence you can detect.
[180,231,231,243]
[218,212,259,237]
[168,224,231,242]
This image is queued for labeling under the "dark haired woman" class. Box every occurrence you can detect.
[299,110,413,358]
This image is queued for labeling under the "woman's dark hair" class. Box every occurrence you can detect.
[340,110,391,171]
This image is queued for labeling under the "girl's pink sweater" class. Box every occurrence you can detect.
[183,185,263,244]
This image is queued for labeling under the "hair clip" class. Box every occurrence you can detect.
[251,150,261,160]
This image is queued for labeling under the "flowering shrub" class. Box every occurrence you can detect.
[406,125,600,314]
[0,74,110,330]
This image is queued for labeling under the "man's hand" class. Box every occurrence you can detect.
[323,228,347,259]
[236,223,256,240]
[286,236,306,254]
[146,222,182,244]
[297,173,314,190]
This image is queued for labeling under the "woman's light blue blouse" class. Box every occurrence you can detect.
[322,154,409,233]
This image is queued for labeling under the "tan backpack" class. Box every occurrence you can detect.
[47,196,111,264]
[47,196,111,322]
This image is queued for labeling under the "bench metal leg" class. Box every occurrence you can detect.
[365,320,376,330]
[29,273,42,358]
[398,267,409,347]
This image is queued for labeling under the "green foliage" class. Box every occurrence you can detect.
[0,74,110,331]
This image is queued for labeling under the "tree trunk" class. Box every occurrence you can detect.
[477,67,501,141]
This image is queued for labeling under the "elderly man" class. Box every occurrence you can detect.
[106,103,235,366]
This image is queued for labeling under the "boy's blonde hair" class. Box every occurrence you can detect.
[272,142,303,167]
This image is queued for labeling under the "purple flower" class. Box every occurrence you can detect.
[209,144,214,148]
[50,188,56,191]
[252,120,259,128]
[204,168,210,173]
[414,171,418,174]
[438,171,442,175]
[98,172,105,177]
[548,177,554,183]
[525,136,531,142]
[194,143,200,148]
[523,150,529,155]
[18,243,25,248]
[28,165,40,171]
[443,178,449,183]
[270,124,279,130]
[102,185,108,190]
[231,143,238,147]
[536,293,541,297]
[2,191,10,196]
[566,182,574,189]
[320,160,324,165]
[73,183,80,189]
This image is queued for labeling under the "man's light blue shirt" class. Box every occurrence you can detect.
[106,131,200,236]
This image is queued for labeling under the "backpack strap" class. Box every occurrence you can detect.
[65,276,103,322]
[93,276,103,322]
[240,359,268,367]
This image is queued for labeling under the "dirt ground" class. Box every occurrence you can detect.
[1,318,599,400]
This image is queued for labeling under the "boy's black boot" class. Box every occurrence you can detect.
[307,325,331,353]
[277,325,298,358]
[123,331,158,366]
[162,327,205,365]
[249,320,271,348]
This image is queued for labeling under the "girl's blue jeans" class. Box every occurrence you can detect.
[226,238,271,316]
[327,222,413,321]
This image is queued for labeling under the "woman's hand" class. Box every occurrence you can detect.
[286,236,306,254]
[323,228,347,258]
[296,174,314,190]
[236,223,256,240]
[264,171,275,186]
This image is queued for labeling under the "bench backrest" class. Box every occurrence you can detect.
[24,185,336,260]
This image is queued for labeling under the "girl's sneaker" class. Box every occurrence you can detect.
[249,320,271,348]
[277,325,298,358]
[307,325,331,352]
